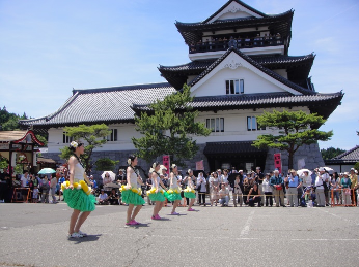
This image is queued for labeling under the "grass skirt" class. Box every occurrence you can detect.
[148,192,165,202]
[184,191,196,199]
[63,188,95,211]
[122,190,145,206]
[164,191,182,201]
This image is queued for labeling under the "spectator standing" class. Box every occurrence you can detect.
[196,172,206,206]
[41,176,50,203]
[262,173,273,206]
[314,169,326,207]
[340,172,352,206]
[20,171,30,201]
[331,172,340,205]
[349,168,357,206]
[210,172,219,206]
[232,175,243,207]
[50,173,57,203]
[271,170,284,207]
[285,170,300,207]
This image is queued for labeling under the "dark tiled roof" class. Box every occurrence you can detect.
[20,82,176,127]
[203,141,268,155]
[325,145,359,164]
[175,9,294,45]
[132,92,343,120]
[189,47,315,95]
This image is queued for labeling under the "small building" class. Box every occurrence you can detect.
[325,145,359,173]
[0,130,44,176]
[20,0,343,175]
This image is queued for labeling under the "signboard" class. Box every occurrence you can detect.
[196,160,204,170]
[274,153,282,174]
[0,143,9,150]
[11,144,22,149]
[162,155,170,175]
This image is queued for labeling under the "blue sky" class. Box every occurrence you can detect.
[0,0,358,149]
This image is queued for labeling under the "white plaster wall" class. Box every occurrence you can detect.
[47,124,141,153]
[218,11,254,20]
[192,65,287,97]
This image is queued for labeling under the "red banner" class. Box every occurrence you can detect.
[162,155,170,175]
[196,160,204,170]
[274,153,282,174]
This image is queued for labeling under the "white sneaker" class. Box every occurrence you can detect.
[68,232,83,239]
[78,230,87,237]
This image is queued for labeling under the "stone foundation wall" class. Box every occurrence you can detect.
[264,142,325,174]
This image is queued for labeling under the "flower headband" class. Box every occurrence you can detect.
[128,159,132,165]
[71,141,78,148]
[153,162,159,168]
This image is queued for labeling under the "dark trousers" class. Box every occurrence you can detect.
[351,190,357,206]
[198,192,205,204]
[265,192,273,206]
[248,196,261,207]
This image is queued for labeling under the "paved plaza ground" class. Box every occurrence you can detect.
[0,201,358,267]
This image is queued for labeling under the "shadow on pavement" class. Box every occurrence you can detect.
[68,234,102,244]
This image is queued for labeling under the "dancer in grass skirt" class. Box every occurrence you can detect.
[184,169,196,211]
[147,162,166,220]
[62,141,95,239]
[121,155,145,226]
[164,164,182,215]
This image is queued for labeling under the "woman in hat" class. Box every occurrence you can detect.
[62,141,95,238]
[184,169,196,211]
[164,164,182,215]
[121,155,145,226]
[147,162,166,220]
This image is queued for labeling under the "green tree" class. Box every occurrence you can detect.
[36,134,48,146]
[321,147,345,160]
[354,162,359,171]
[0,157,8,169]
[252,109,333,170]
[133,84,211,165]
[94,158,119,171]
[59,124,111,173]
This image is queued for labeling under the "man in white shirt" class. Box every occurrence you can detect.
[99,189,109,205]
[218,184,229,206]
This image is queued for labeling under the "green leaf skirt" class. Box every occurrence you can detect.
[122,190,145,206]
[184,191,196,199]
[164,191,182,201]
[63,188,95,211]
[148,192,166,202]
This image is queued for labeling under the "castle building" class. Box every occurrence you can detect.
[21,0,343,174]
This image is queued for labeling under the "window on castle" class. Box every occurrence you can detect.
[62,132,73,143]
[247,116,266,131]
[206,118,224,132]
[226,79,244,95]
[106,129,118,142]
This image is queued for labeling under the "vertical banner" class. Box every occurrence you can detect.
[162,155,170,175]
[274,153,282,174]
[196,160,204,171]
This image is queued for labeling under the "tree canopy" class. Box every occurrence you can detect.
[252,109,333,169]
[132,84,211,165]
[321,147,346,160]
[0,106,29,131]
[59,124,111,173]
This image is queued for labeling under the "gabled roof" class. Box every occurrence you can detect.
[325,145,359,164]
[159,54,315,90]
[20,83,176,128]
[0,130,44,146]
[189,47,315,95]
[202,0,267,23]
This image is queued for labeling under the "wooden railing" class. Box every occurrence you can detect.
[189,37,284,54]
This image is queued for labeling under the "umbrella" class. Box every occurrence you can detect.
[101,171,116,181]
[323,167,334,174]
[297,169,312,177]
[38,168,56,174]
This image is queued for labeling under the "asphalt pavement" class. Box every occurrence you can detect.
[0,202,358,267]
